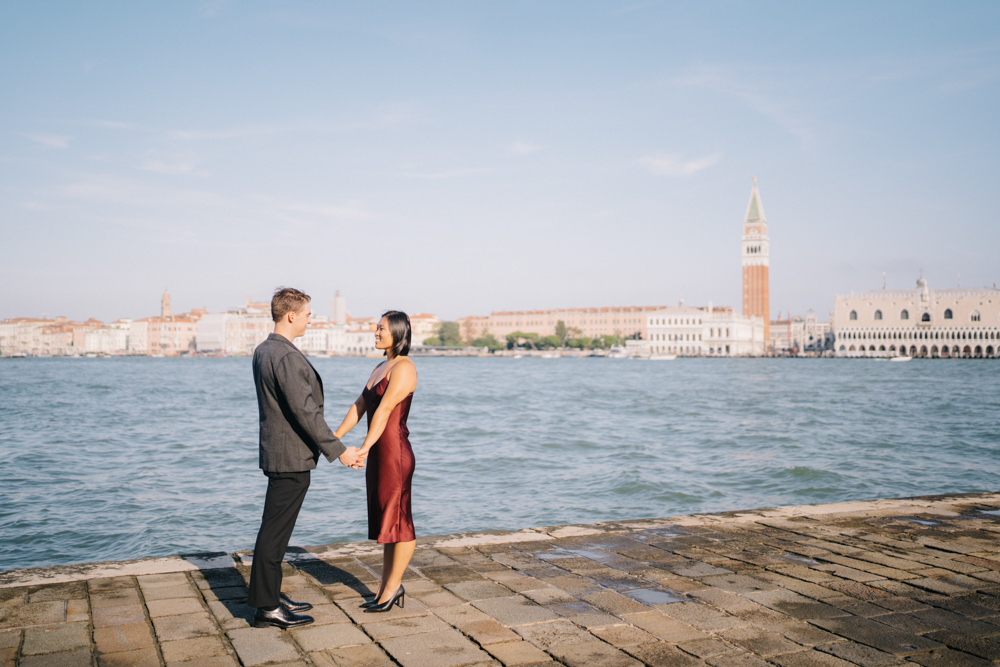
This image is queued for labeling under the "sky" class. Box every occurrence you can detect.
[2,1,998,323]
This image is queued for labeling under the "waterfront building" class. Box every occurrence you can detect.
[461,306,666,344]
[457,316,490,344]
[72,319,105,352]
[84,326,128,354]
[299,320,334,354]
[142,317,198,356]
[125,319,149,354]
[742,179,771,340]
[341,326,378,356]
[195,313,232,353]
[0,320,17,354]
[833,277,1000,358]
[330,290,347,324]
[770,312,834,355]
[40,321,76,356]
[409,313,440,344]
[0,316,135,356]
[0,317,78,356]
[643,304,766,356]
[195,300,270,355]
[194,298,381,357]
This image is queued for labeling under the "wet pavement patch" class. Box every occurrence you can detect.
[622,588,685,605]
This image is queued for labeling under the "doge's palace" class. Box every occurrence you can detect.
[834,277,1000,358]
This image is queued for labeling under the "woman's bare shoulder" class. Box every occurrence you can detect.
[389,357,417,387]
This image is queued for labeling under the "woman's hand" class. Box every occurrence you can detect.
[339,447,363,469]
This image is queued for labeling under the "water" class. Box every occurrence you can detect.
[1,357,997,571]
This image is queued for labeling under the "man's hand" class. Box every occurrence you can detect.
[339,447,363,469]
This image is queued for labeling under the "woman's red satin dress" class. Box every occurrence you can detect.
[362,376,415,543]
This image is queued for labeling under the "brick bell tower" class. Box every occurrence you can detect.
[741,178,770,339]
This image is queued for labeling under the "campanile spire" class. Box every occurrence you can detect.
[741,179,770,339]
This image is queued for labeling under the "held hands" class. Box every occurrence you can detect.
[339,447,364,469]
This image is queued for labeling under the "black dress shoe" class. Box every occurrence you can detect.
[253,605,314,629]
[280,592,313,613]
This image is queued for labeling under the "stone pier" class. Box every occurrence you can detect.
[2,493,999,667]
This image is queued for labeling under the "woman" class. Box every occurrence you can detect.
[334,310,417,613]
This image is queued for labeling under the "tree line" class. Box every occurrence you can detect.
[423,320,628,351]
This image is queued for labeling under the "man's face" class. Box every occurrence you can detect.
[290,303,312,338]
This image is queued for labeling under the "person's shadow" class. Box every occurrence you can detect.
[192,550,374,625]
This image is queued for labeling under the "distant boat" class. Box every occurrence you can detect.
[649,354,677,361]
[540,352,559,359]
[512,354,524,359]
[889,356,911,362]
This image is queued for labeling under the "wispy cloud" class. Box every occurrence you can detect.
[80,119,137,130]
[862,44,1000,94]
[397,168,488,180]
[508,140,540,155]
[63,174,222,208]
[140,160,204,176]
[247,195,377,228]
[639,152,720,177]
[24,133,72,149]
[674,65,815,146]
[278,200,376,223]
[22,202,62,211]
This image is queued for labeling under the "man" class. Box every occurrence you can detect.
[248,287,361,629]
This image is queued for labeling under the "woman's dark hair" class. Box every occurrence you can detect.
[382,310,411,358]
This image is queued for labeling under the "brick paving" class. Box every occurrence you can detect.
[2,492,999,666]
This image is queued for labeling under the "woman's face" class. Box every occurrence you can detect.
[374,317,394,352]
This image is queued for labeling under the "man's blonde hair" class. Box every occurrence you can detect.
[271,287,310,323]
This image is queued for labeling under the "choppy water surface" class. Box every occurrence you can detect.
[1,357,997,571]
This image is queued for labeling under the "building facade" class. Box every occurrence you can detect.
[742,179,770,340]
[0,317,80,356]
[410,313,441,345]
[461,306,666,344]
[643,304,766,357]
[457,316,491,344]
[770,312,834,355]
[330,290,347,324]
[833,278,1000,358]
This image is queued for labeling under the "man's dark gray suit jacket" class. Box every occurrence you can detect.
[252,333,346,472]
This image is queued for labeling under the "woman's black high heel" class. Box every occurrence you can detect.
[363,586,404,613]
[359,594,381,609]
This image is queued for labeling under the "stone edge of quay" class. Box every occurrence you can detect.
[4,490,998,589]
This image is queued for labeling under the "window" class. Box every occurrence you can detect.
[849,310,857,320]
[944,309,953,319]
[901,309,909,320]
[874,310,882,320]
[921,313,931,322]
[971,311,981,322]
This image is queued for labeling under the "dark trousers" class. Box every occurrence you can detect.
[247,470,310,608]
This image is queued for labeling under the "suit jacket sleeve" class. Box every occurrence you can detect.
[275,353,347,463]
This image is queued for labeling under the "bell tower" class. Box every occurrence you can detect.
[161,289,172,320]
[741,178,770,339]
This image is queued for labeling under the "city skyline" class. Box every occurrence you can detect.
[2,3,999,323]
